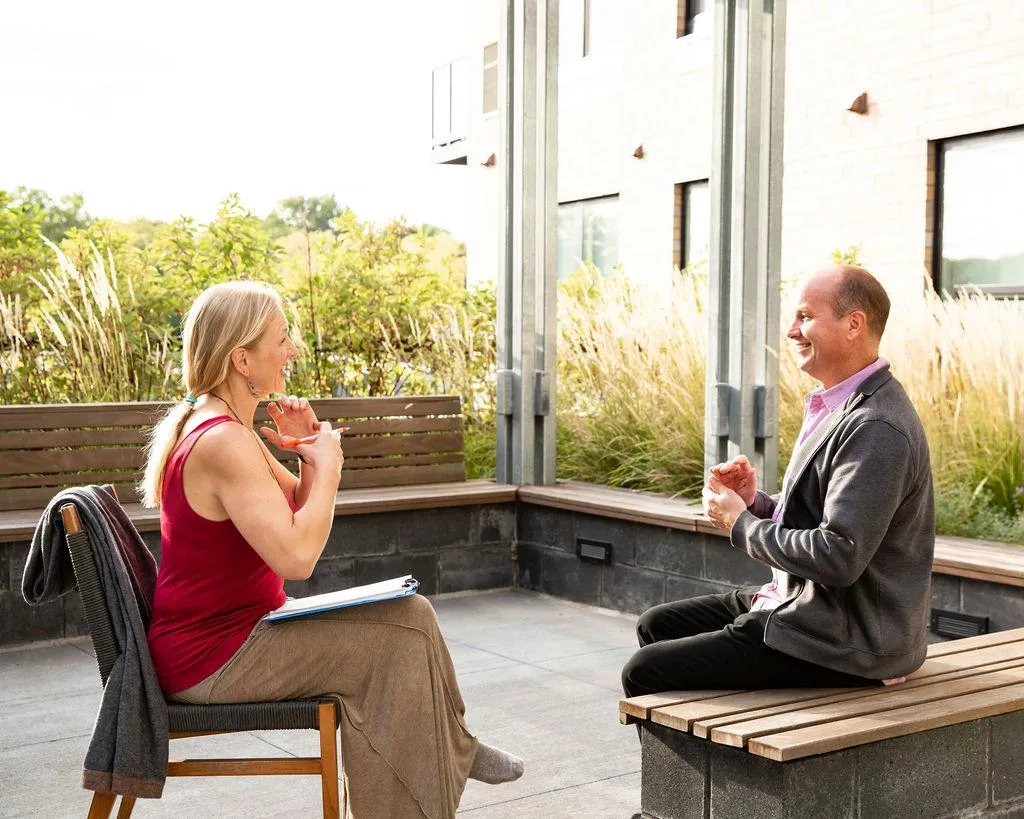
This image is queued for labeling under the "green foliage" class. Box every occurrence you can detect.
[264,195,344,238]
[7,187,92,242]
[283,213,473,397]
[934,484,1024,544]
[0,242,173,404]
[832,244,863,266]
[0,190,49,294]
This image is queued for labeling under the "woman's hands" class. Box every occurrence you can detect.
[259,395,320,446]
[295,422,345,477]
[259,397,344,477]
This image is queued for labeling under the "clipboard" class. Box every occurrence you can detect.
[263,575,419,622]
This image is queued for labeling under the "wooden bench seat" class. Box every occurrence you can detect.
[621,629,1024,817]
[0,396,515,543]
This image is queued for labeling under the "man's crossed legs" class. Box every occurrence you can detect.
[621,588,878,697]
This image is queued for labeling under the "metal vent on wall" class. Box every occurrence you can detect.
[930,608,989,639]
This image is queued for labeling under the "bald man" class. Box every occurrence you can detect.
[622,266,935,696]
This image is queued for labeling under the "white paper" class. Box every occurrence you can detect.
[263,575,418,622]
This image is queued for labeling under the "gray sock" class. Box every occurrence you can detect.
[469,742,524,785]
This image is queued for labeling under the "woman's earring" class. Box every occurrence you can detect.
[245,377,260,397]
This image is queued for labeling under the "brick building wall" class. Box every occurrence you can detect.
[456,0,1024,299]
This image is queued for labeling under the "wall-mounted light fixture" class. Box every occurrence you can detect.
[847,92,869,115]
[633,144,645,159]
[481,153,496,167]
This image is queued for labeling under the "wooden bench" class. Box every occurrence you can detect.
[620,628,1024,818]
[0,396,516,543]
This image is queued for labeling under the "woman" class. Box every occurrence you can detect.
[143,281,522,818]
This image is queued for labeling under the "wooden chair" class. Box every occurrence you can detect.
[58,487,340,819]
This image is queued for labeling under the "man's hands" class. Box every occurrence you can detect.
[709,455,757,507]
[702,454,756,532]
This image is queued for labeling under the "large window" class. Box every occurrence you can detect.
[674,180,710,270]
[557,196,620,278]
[934,127,1024,295]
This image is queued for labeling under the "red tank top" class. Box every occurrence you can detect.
[148,416,290,694]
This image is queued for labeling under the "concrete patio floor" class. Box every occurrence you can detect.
[0,589,641,818]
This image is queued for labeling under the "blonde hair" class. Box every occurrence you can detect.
[140,281,284,507]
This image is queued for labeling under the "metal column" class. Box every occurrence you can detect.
[705,0,787,492]
[496,0,558,485]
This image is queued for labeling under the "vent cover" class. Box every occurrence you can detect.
[930,608,988,640]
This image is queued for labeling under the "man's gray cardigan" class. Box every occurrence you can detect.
[733,365,935,679]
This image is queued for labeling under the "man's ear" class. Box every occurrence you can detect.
[846,309,867,339]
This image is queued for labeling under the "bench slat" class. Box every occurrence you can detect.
[924,627,1024,657]
[0,483,144,511]
[0,429,151,449]
[0,449,144,475]
[0,416,463,450]
[618,690,743,724]
[693,655,1024,739]
[708,663,1024,752]
[934,535,1024,587]
[342,453,465,470]
[339,462,465,489]
[651,687,864,733]
[0,397,463,430]
[0,470,144,490]
[747,679,1024,762]
[335,432,463,458]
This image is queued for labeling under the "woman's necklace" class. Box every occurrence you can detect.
[210,391,281,484]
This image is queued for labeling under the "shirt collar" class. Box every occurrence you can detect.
[805,357,889,413]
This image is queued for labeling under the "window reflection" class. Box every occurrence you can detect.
[938,128,1024,294]
[557,196,620,278]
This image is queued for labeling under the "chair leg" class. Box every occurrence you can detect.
[318,701,340,819]
[87,792,116,819]
[116,796,136,818]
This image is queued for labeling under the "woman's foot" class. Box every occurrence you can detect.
[469,742,524,785]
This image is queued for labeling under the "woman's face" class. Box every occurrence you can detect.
[248,309,298,395]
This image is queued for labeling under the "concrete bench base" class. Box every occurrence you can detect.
[640,714,1024,819]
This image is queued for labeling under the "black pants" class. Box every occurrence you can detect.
[621,587,879,697]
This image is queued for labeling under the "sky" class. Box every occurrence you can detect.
[0,0,473,238]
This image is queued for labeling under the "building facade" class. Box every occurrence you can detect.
[432,0,1024,301]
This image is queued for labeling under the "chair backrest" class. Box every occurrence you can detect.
[59,485,126,687]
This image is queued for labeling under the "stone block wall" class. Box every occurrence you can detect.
[516,503,1024,636]
[640,715,1024,818]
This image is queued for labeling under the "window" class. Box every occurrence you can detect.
[674,180,710,270]
[482,42,498,115]
[934,127,1024,295]
[557,196,620,278]
[560,0,618,61]
[677,0,708,38]
[431,58,469,147]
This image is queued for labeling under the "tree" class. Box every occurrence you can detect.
[271,195,344,235]
[9,187,92,242]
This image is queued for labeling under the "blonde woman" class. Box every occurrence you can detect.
[143,281,522,819]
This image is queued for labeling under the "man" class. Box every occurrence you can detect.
[622,266,934,697]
